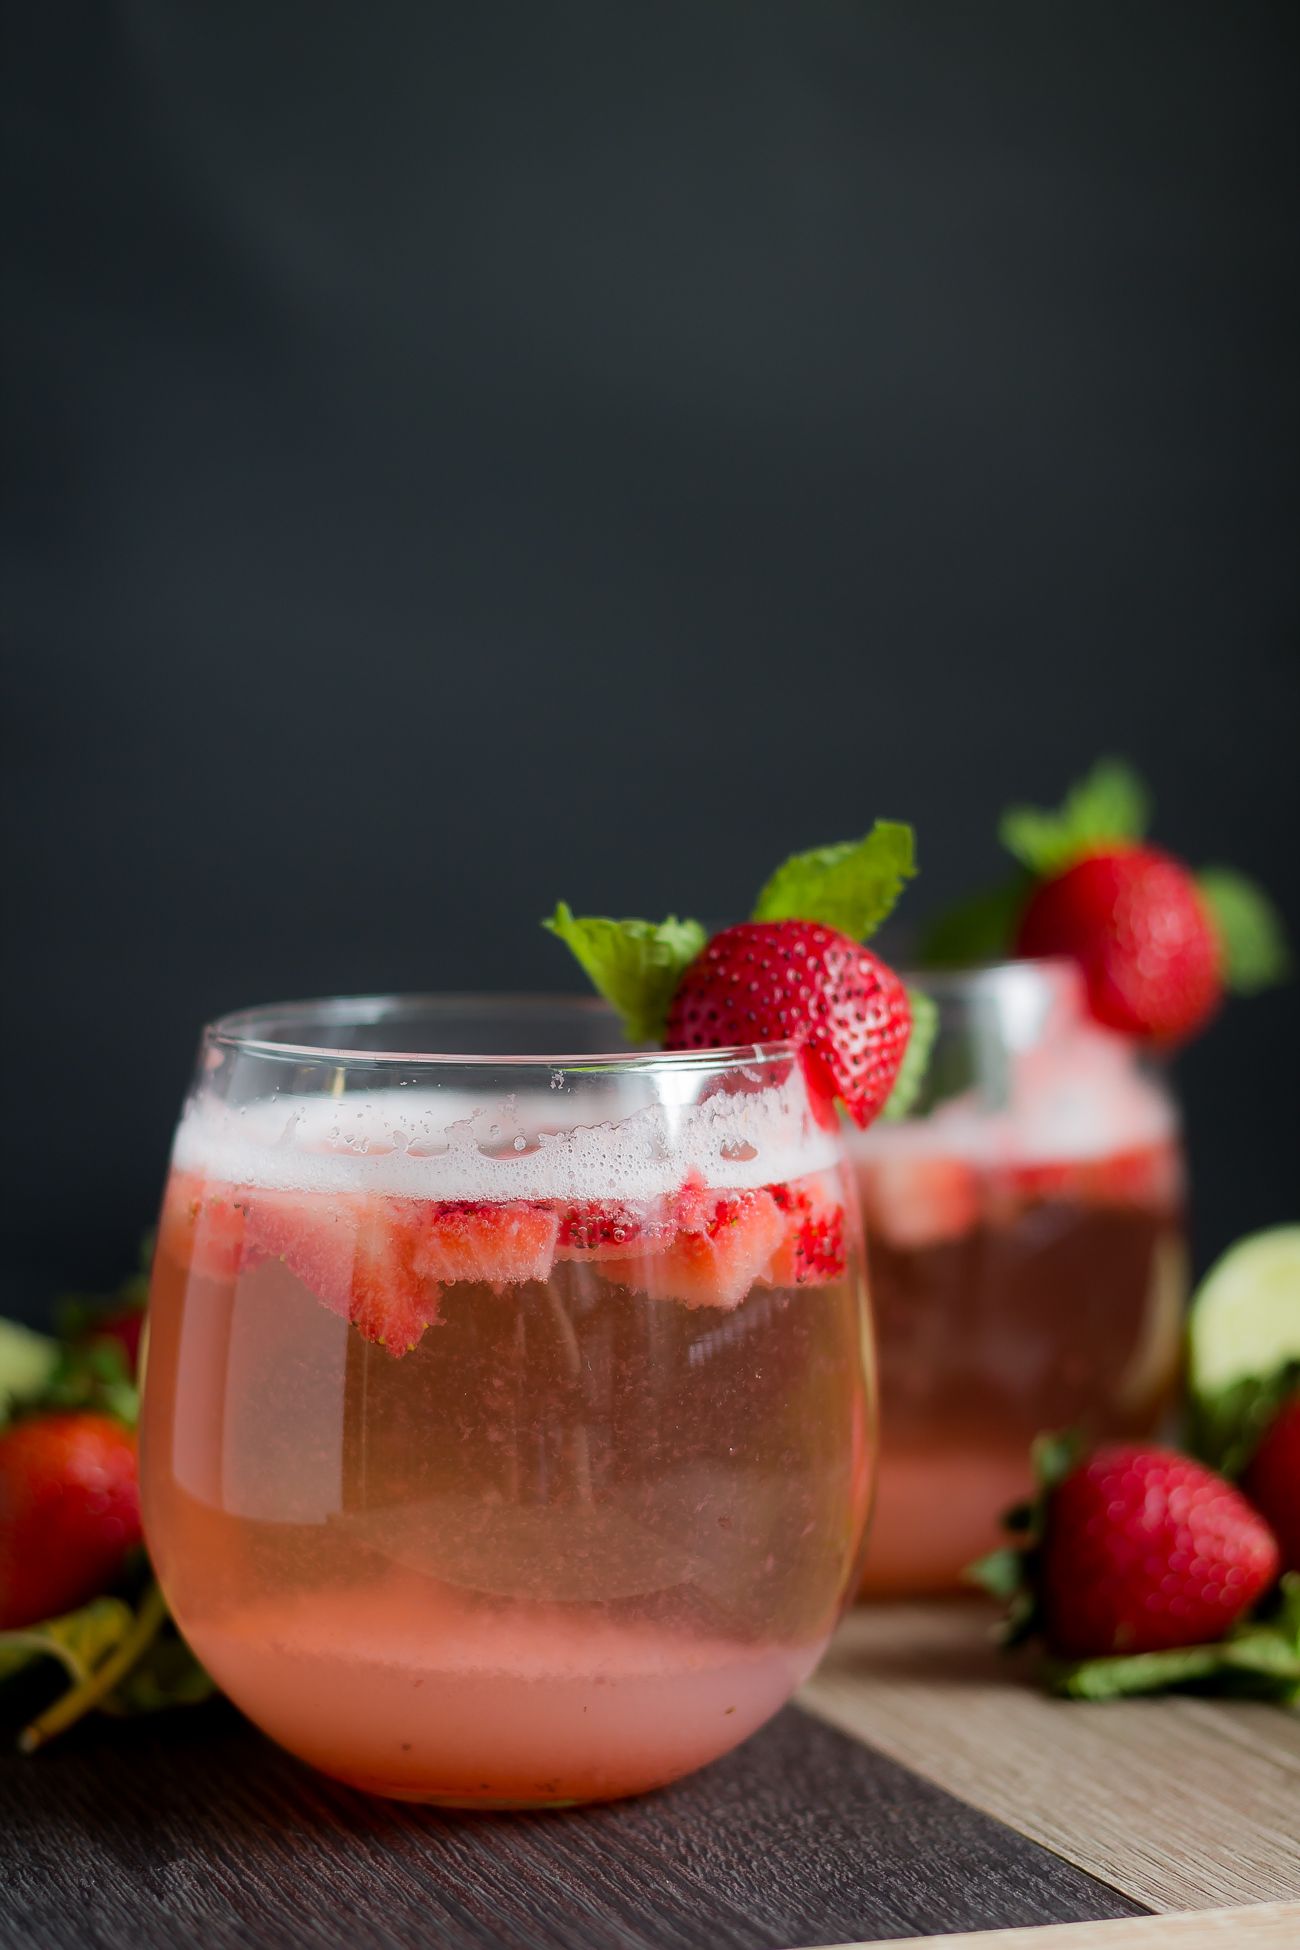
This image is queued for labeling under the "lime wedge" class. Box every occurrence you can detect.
[0,1318,59,1414]
[1188,1226,1300,1399]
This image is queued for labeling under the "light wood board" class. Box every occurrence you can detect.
[801,1601,1300,1915]
[817,1898,1300,1950]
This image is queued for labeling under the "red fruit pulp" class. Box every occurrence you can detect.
[0,1413,142,1630]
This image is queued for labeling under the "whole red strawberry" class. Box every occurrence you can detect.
[1015,845,1222,1042]
[1040,1443,1278,1658]
[664,920,912,1127]
[1243,1395,1300,1574]
[0,1412,142,1629]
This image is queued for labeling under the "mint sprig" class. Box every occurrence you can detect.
[1050,1575,1300,1705]
[543,825,929,1103]
[1,1581,215,1752]
[751,821,915,940]
[541,905,706,1045]
[999,758,1149,876]
[1197,867,1291,995]
[880,989,937,1121]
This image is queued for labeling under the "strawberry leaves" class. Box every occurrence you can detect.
[1050,1575,1300,1705]
[1,1581,215,1752]
[999,758,1150,876]
[751,821,915,939]
[1197,868,1291,995]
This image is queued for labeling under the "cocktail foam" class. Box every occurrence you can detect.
[171,1076,841,1204]
[850,1023,1176,1165]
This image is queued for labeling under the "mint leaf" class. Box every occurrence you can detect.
[1197,868,1292,995]
[751,822,916,940]
[919,878,1028,968]
[1190,1361,1300,1477]
[1052,1586,1300,1703]
[543,904,706,1044]
[0,1596,134,1691]
[880,989,937,1120]
[1000,759,1150,876]
[104,1629,215,1716]
[1052,1643,1234,1701]
[0,1320,59,1428]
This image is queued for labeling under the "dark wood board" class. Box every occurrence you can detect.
[0,1701,1145,1950]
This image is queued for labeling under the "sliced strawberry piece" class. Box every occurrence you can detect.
[241,1189,438,1356]
[156,1172,248,1283]
[763,1174,847,1287]
[601,1188,786,1310]
[410,1201,559,1287]
[860,1154,980,1251]
[553,1198,676,1262]
[664,920,912,1129]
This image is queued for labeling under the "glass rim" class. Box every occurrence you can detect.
[204,992,803,1073]
[901,955,1083,1000]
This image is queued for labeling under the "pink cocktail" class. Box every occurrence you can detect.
[141,998,874,1805]
[847,962,1187,1596]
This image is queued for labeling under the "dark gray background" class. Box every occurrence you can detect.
[3,2,1297,1321]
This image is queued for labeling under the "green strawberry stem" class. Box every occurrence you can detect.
[18,1581,168,1754]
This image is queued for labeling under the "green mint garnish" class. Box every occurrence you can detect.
[880,988,937,1120]
[1196,867,1292,995]
[4,1582,215,1752]
[999,758,1150,877]
[751,821,916,940]
[1050,1575,1300,1705]
[0,1320,59,1428]
[542,904,706,1045]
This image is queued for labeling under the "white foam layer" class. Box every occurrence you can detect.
[171,1078,841,1204]
[849,1023,1177,1166]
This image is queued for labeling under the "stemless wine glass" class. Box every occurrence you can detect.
[846,960,1188,1598]
[140,996,875,1807]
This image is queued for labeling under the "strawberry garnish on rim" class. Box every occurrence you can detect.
[664,921,911,1129]
[922,758,1290,1045]
[545,819,931,1130]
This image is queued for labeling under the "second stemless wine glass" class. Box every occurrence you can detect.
[847,960,1188,1598]
[140,997,875,1806]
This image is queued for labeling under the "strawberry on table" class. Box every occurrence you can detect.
[1037,1443,1278,1657]
[0,1412,142,1631]
[1243,1396,1300,1574]
[970,1434,1289,1698]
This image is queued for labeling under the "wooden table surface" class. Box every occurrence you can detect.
[2,1601,1297,1950]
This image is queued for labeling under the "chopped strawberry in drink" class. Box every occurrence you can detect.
[156,1172,248,1283]
[764,1176,847,1287]
[241,1189,439,1356]
[860,1155,980,1252]
[600,1189,787,1310]
[410,1201,559,1287]
[553,1199,675,1262]
[991,1142,1184,1217]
